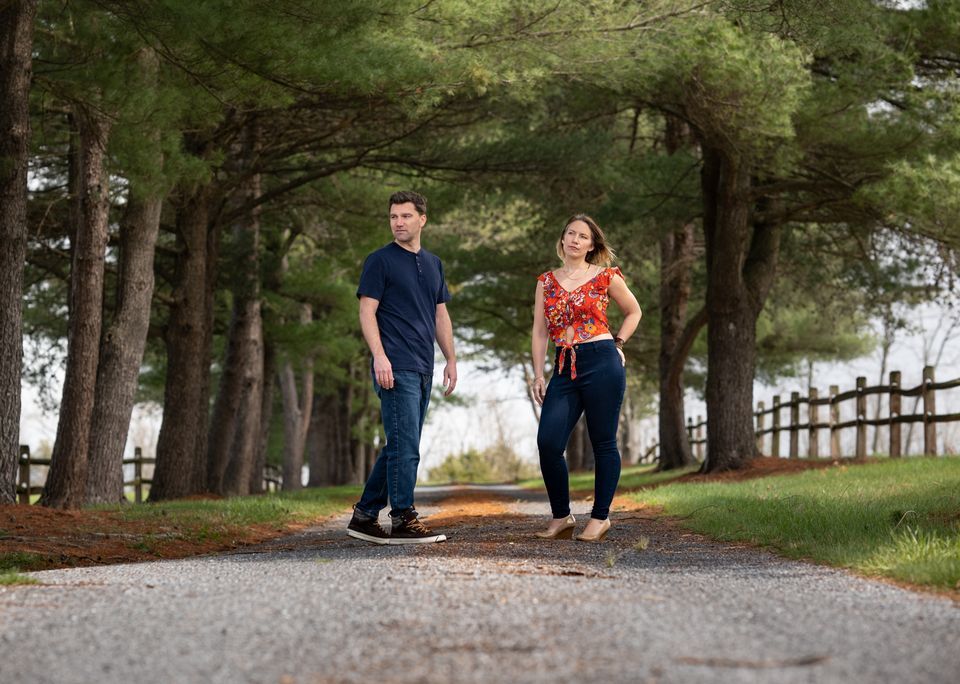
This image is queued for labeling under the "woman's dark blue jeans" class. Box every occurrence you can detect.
[537,339,626,520]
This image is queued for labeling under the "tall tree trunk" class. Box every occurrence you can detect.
[206,258,264,494]
[700,147,780,473]
[658,115,700,471]
[335,378,358,485]
[658,224,699,470]
[871,307,895,453]
[41,110,112,509]
[151,184,215,500]
[85,189,163,503]
[85,48,164,505]
[306,392,334,487]
[208,124,264,496]
[0,0,36,503]
[249,341,276,494]
[221,326,263,496]
[279,329,314,492]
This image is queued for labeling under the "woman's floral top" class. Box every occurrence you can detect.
[538,266,623,379]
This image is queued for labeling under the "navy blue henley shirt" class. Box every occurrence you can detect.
[356,242,451,375]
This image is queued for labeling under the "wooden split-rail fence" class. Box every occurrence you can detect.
[16,448,285,504]
[686,365,960,459]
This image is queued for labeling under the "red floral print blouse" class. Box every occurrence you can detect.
[537,266,623,379]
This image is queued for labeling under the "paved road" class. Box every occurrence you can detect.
[1,485,957,684]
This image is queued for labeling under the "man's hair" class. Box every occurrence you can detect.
[389,191,427,215]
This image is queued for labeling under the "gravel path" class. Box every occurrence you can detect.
[1,485,957,684]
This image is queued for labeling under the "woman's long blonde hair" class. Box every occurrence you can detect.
[556,214,616,266]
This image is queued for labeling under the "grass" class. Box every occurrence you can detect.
[0,570,40,586]
[0,551,46,585]
[0,551,48,572]
[629,457,960,591]
[107,485,361,543]
[519,463,694,492]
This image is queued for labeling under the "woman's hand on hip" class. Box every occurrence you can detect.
[616,347,625,367]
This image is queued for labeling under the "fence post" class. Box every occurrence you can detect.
[889,371,901,458]
[134,446,143,504]
[695,415,704,461]
[829,385,840,458]
[772,395,781,458]
[789,391,800,458]
[855,376,867,460]
[808,388,819,458]
[687,417,694,446]
[923,365,937,456]
[756,401,765,454]
[18,445,30,505]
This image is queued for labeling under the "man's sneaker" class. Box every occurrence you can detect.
[389,509,446,544]
[346,507,391,545]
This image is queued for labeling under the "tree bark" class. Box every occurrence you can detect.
[208,124,264,496]
[0,0,36,503]
[306,392,335,487]
[150,183,216,501]
[658,115,700,471]
[221,320,263,495]
[41,109,112,509]
[658,223,699,470]
[700,146,781,473]
[279,313,314,491]
[249,340,276,494]
[337,380,358,484]
[85,188,163,504]
[206,260,264,495]
[85,48,164,504]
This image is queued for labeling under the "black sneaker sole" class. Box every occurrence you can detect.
[387,534,447,544]
[346,529,391,545]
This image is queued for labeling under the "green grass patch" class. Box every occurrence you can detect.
[0,551,48,572]
[519,463,694,492]
[102,484,361,540]
[629,458,960,590]
[0,570,40,586]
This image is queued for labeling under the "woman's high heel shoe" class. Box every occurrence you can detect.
[535,514,576,539]
[575,517,611,542]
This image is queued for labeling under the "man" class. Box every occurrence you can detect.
[346,190,457,544]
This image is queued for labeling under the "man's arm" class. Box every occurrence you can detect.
[435,302,457,396]
[359,296,394,389]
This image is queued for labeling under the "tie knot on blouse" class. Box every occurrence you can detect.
[538,266,623,379]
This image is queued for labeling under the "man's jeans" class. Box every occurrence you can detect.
[356,370,432,518]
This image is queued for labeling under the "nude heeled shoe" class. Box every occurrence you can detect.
[535,514,576,539]
[575,518,611,542]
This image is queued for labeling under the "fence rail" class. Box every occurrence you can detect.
[16,446,283,504]
[685,365,959,459]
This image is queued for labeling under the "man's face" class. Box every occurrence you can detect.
[390,202,426,244]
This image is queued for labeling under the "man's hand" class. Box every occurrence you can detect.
[374,354,394,390]
[442,361,458,396]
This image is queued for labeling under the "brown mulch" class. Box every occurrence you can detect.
[670,455,848,483]
[0,503,313,573]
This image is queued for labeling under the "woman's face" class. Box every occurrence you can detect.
[562,220,594,259]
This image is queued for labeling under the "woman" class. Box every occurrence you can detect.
[531,215,642,541]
